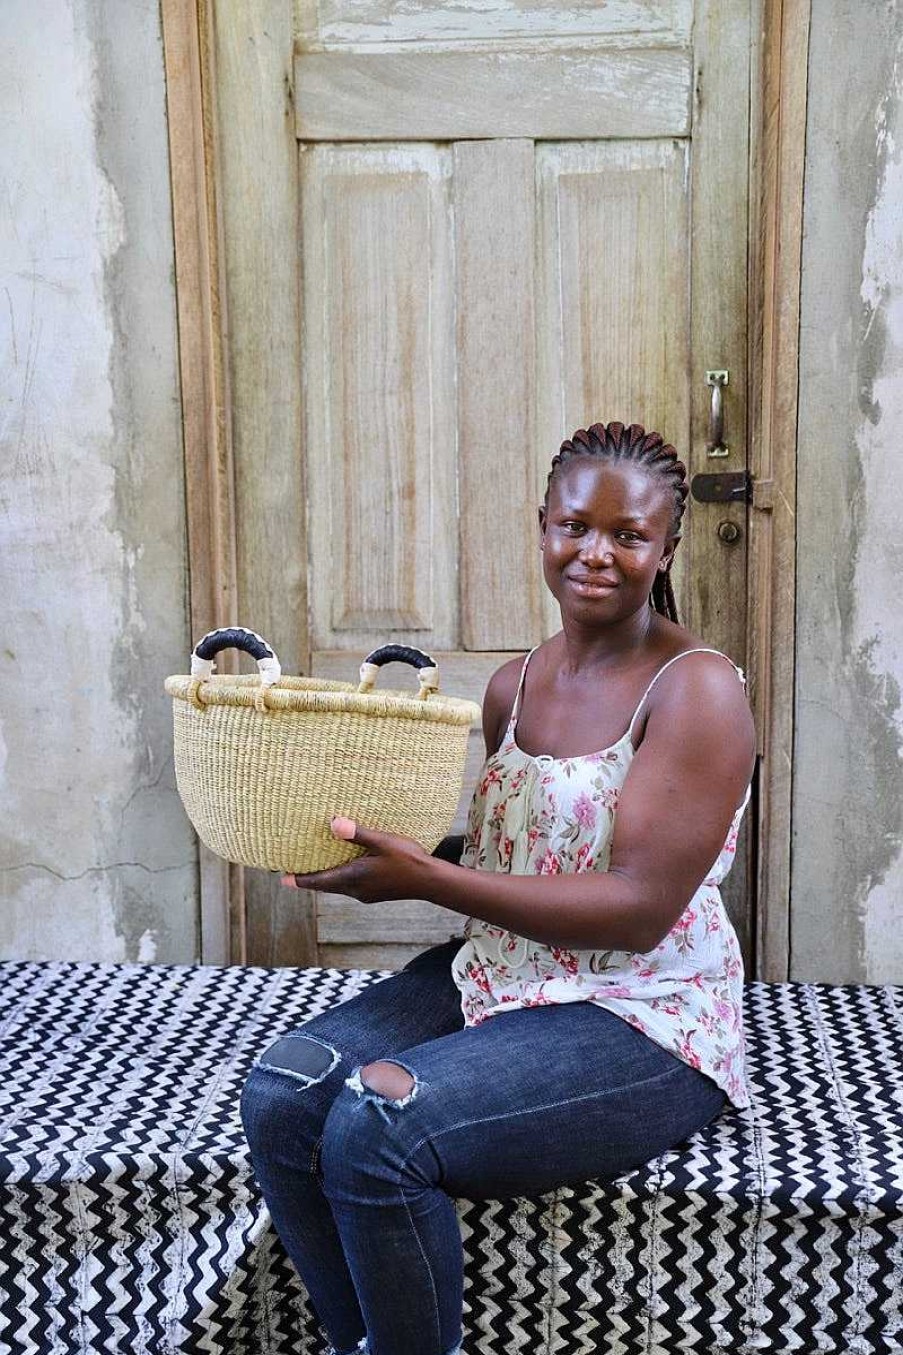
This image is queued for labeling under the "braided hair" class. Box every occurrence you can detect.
[545,421,689,623]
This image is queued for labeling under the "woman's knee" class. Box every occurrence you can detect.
[319,1058,431,1198]
[240,1029,345,1162]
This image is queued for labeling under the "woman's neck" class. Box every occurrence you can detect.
[556,606,660,674]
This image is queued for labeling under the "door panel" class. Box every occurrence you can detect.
[454,139,540,651]
[294,0,692,48]
[301,145,458,653]
[294,50,692,141]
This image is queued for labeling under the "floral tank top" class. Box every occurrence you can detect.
[450,647,752,1110]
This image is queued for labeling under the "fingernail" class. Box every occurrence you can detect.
[280,874,296,888]
[331,816,356,840]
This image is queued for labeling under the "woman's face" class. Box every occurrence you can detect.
[539,458,677,624]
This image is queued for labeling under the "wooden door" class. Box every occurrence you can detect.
[215,0,755,970]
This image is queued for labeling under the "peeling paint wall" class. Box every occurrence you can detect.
[794,0,903,981]
[0,0,197,960]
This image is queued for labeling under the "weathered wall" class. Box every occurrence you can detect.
[0,0,197,961]
[793,0,903,980]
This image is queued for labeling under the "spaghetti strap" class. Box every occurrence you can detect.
[627,648,745,743]
[509,647,539,725]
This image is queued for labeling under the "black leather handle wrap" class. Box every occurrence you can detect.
[362,644,437,670]
[194,627,275,662]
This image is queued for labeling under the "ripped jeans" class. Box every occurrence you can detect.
[239,937,727,1355]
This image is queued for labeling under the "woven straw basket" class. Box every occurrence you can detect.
[165,627,481,874]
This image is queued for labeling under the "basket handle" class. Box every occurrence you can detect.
[358,645,439,700]
[190,627,282,686]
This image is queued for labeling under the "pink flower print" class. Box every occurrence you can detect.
[587,749,623,767]
[526,825,542,853]
[574,842,594,872]
[489,800,508,831]
[466,961,493,994]
[671,904,697,935]
[573,792,597,831]
[479,765,503,795]
[550,945,580,975]
[677,1031,702,1069]
[714,998,734,1023]
[590,781,621,812]
[534,848,563,875]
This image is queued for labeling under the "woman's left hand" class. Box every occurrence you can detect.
[281,817,435,903]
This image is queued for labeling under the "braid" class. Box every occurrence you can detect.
[545,420,689,623]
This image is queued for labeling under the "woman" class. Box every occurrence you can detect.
[240,420,756,1355]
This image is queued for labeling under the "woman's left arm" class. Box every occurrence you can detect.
[286,658,756,954]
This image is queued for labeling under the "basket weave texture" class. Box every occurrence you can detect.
[165,673,481,873]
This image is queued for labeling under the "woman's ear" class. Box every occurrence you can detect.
[658,536,680,571]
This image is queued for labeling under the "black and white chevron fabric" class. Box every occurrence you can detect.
[0,962,900,1354]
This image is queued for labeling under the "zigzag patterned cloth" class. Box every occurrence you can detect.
[0,961,900,1354]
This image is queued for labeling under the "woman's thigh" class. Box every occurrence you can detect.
[359,1000,727,1200]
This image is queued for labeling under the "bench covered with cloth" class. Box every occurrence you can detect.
[0,959,900,1354]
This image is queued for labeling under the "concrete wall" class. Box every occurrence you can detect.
[793,0,903,981]
[0,0,197,961]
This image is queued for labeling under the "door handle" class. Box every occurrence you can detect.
[706,370,729,457]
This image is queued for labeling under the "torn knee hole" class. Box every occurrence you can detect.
[256,1033,341,1087]
[360,1060,416,1099]
[344,1060,422,1117]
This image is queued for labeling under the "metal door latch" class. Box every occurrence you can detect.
[690,470,751,504]
[690,471,775,511]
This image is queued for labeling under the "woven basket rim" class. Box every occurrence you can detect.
[165,673,481,725]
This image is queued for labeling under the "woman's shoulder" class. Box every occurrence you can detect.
[481,652,532,754]
[482,638,559,714]
[637,625,754,757]
[627,618,750,739]
[643,618,742,681]
[484,653,529,706]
